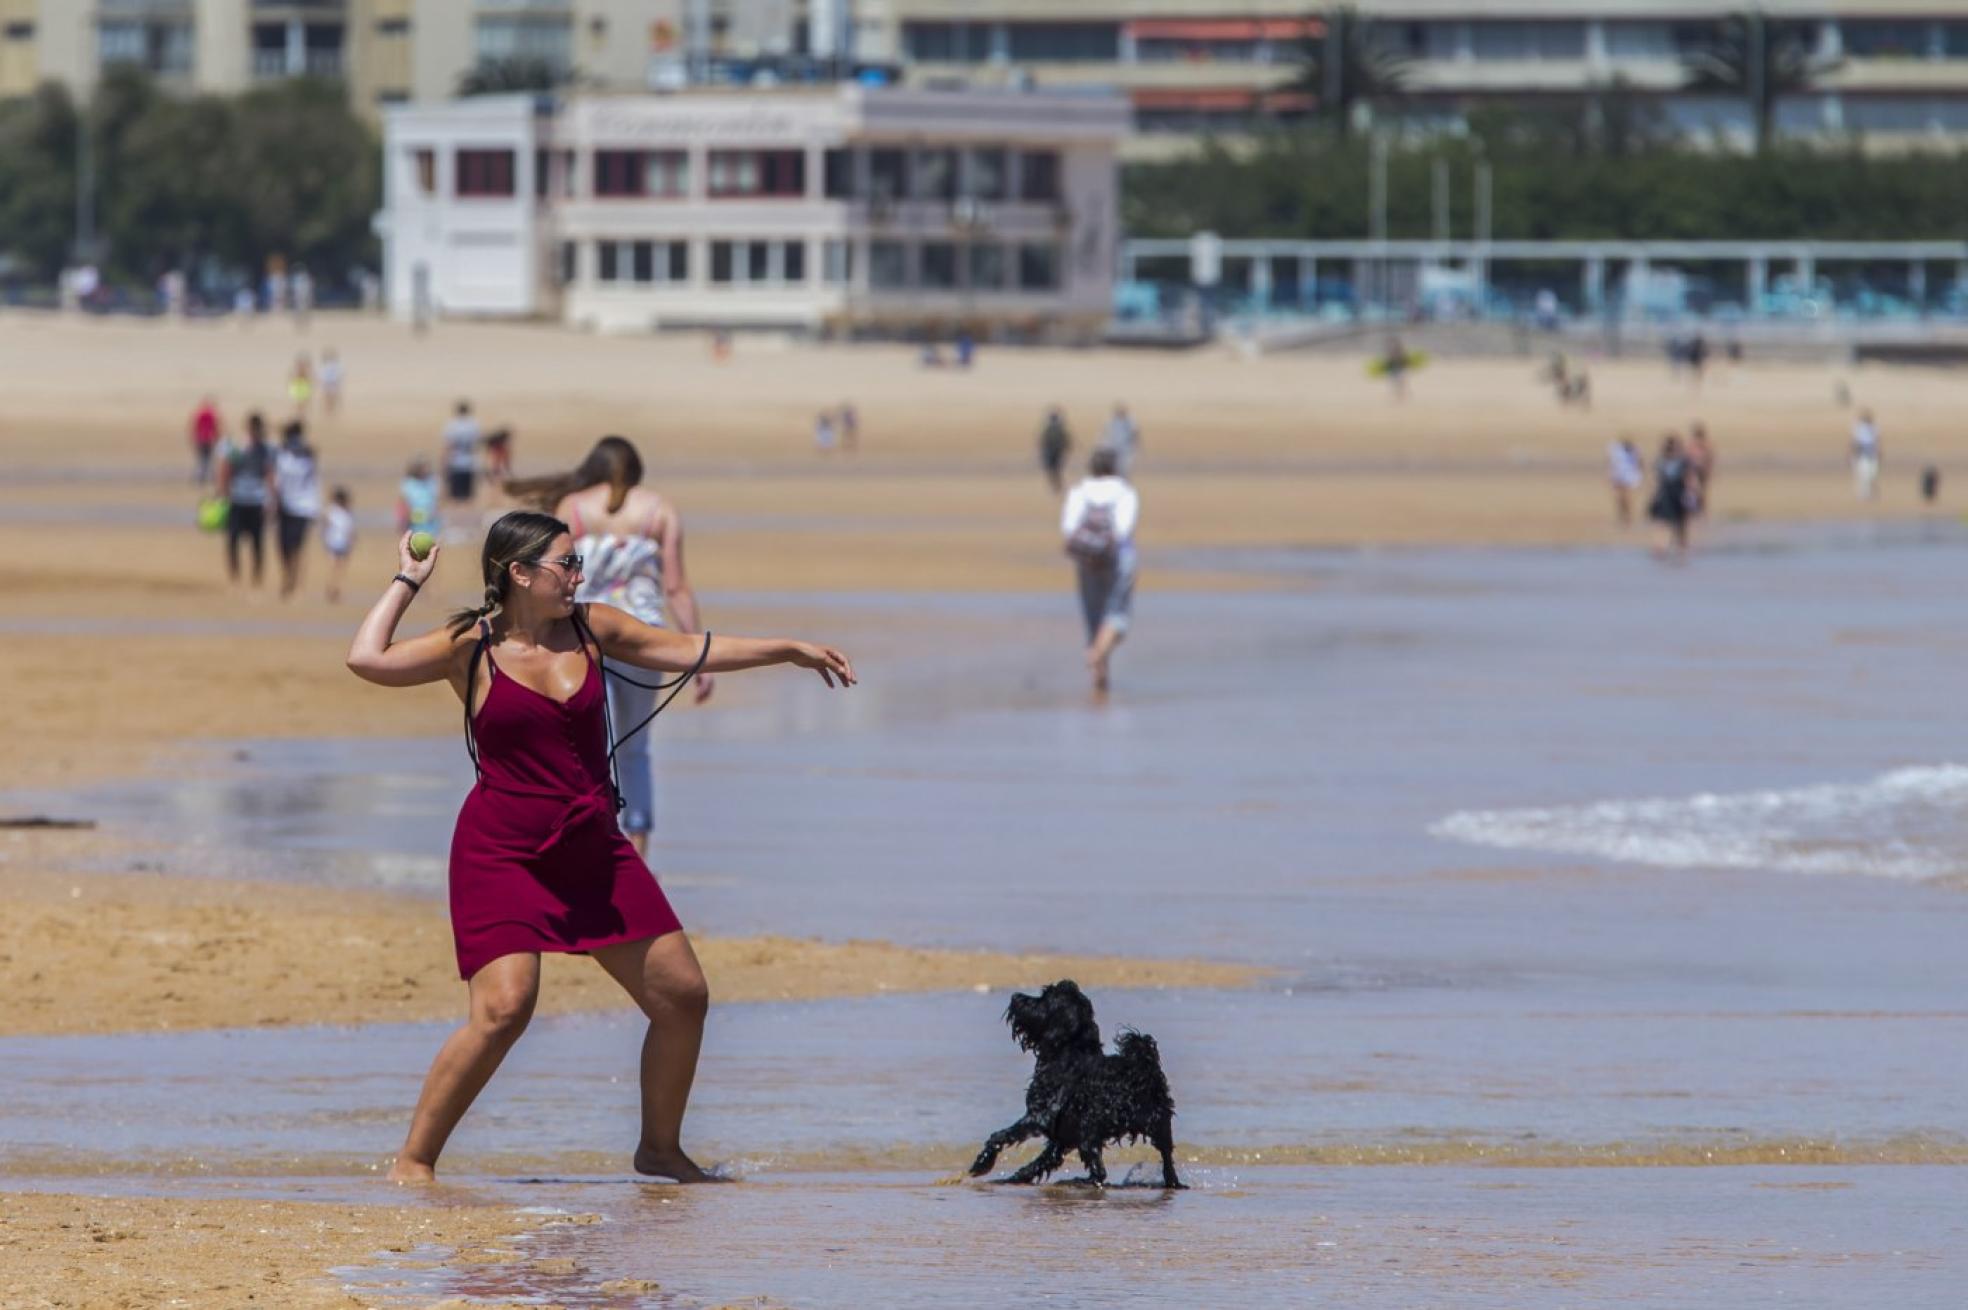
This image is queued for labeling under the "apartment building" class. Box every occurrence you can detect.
[14,2,1968,149]
[868,1,1968,148]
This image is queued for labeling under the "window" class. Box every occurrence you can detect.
[456,149,516,197]
[1018,243,1059,291]
[870,241,908,289]
[411,148,436,195]
[474,14,572,72]
[1468,21,1586,61]
[558,241,576,286]
[4,21,34,41]
[667,242,689,281]
[921,242,958,289]
[708,240,801,285]
[824,148,855,198]
[965,147,1008,202]
[1945,23,1968,57]
[1005,22,1119,61]
[913,148,957,201]
[1019,151,1059,202]
[823,240,855,284]
[632,240,655,283]
[594,149,687,198]
[903,20,992,62]
[377,90,409,105]
[377,17,410,37]
[1844,22,1930,59]
[708,150,805,198]
[968,243,1006,291]
[598,241,622,283]
[868,148,908,202]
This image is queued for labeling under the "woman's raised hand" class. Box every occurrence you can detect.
[789,643,856,688]
[397,531,440,586]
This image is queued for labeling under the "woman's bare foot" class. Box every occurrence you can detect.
[633,1145,728,1183]
[388,1157,437,1184]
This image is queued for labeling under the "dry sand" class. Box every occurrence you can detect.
[1,310,1956,791]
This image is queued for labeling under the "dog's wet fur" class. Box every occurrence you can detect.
[967,980,1182,1188]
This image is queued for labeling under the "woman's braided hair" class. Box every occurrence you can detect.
[446,510,570,636]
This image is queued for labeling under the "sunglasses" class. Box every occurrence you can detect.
[527,553,585,573]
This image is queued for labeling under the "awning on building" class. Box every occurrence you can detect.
[1127,19,1321,43]
[1131,88,1314,112]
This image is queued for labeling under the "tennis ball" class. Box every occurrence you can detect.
[409,531,436,561]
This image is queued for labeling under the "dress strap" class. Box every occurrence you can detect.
[463,620,491,778]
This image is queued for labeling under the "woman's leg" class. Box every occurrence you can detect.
[389,952,540,1183]
[591,932,717,1182]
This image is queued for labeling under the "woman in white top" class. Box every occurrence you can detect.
[510,436,713,854]
[1061,447,1140,695]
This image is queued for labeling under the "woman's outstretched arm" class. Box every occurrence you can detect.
[347,533,462,687]
[585,603,855,688]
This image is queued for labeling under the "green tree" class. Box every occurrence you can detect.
[1292,6,1409,139]
[0,83,79,280]
[1681,11,1839,154]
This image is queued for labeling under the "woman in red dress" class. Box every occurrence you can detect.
[348,511,855,1183]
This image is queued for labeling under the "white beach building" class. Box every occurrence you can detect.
[376,85,1128,337]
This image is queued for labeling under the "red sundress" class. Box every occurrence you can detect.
[447,627,682,979]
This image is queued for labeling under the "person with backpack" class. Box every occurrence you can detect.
[1061,447,1139,695]
[218,411,276,587]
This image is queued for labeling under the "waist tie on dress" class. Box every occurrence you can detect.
[476,779,617,857]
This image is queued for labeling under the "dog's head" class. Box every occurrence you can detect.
[1005,979,1102,1059]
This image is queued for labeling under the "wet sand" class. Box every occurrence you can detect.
[0,851,1257,1038]
[0,1190,563,1310]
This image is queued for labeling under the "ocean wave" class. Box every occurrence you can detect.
[1431,764,1968,881]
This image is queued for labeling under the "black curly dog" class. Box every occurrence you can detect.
[967,979,1183,1188]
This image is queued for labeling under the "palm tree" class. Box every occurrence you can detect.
[1293,6,1411,139]
[1681,11,1839,153]
[457,57,573,97]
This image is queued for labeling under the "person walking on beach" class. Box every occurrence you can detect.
[189,396,222,485]
[1686,422,1716,523]
[838,403,859,455]
[323,486,355,603]
[1608,437,1644,527]
[813,410,837,456]
[1062,448,1140,695]
[1039,406,1072,494]
[509,436,715,858]
[1098,404,1140,477]
[288,354,314,415]
[443,401,483,506]
[318,349,345,417]
[1648,433,1693,560]
[274,420,322,599]
[218,412,275,587]
[1851,409,1881,500]
[346,511,854,1184]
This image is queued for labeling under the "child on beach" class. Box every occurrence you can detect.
[323,487,355,602]
[398,458,441,539]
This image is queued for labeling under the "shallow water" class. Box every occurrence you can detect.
[7,532,1968,1302]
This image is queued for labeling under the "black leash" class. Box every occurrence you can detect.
[573,606,711,813]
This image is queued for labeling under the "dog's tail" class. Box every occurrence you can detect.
[1116,1028,1171,1098]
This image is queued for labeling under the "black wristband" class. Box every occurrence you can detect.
[392,572,421,594]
